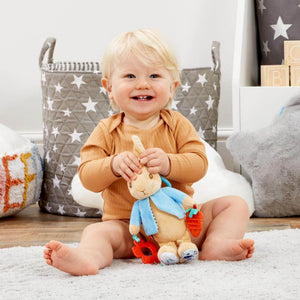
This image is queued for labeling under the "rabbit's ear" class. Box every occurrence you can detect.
[132,135,145,157]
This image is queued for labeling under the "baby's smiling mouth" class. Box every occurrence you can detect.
[132,96,154,101]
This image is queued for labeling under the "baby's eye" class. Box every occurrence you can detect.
[126,74,135,78]
[149,173,153,179]
[150,74,159,78]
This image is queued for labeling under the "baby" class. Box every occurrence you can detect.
[44,29,254,275]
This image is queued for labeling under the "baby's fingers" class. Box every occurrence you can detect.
[125,154,142,174]
[147,166,160,174]
[118,166,136,182]
[145,158,161,174]
[118,154,142,182]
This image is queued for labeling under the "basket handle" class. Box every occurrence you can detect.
[39,37,56,68]
[211,41,221,73]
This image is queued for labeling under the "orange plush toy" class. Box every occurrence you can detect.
[128,135,203,265]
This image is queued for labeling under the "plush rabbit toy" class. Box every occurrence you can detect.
[128,135,203,265]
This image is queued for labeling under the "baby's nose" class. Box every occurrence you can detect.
[136,78,150,89]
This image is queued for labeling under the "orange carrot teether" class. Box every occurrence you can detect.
[186,205,203,237]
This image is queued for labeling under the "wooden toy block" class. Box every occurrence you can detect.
[290,65,300,86]
[284,41,300,66]
[261,65,289,87]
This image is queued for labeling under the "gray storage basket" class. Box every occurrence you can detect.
[175,41,221,149]
[39,37,220,217]
[39,38,108,217]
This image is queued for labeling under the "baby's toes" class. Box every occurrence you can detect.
[249,246,255,255]
[44,248,51,258]
[246,246,255,258]
[43,251,53,265]
[45,240,62,251]
[46,258,53,266]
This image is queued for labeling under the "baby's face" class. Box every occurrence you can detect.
[104,54,178,122]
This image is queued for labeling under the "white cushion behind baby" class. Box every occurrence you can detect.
[71,139,254,216]
[71,174,103,211]
[193,139,255,215]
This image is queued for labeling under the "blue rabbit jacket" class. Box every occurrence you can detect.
[129,187,187,236]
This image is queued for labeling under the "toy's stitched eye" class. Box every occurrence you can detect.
[149,173,153,179]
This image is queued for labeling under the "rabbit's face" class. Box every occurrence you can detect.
[128,166,161,199]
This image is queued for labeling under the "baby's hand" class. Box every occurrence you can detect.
[111,151,142,182]
[139,148,170,176]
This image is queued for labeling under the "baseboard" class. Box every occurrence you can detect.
[217,128,233,140]
[20,128,235,171]
[216,128,235,171]
[19,128,234,141]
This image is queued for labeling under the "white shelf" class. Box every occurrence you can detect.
[232,0,259,134]
[239,87,300,131]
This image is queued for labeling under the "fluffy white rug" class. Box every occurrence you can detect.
[1,229,299,300]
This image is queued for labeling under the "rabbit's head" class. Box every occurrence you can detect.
[128,135,161,199]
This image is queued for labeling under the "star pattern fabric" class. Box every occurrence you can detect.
[270,16,292,40]
[82,97,97,112]
[255,0,300,65]
[39,39,220,217]
[40,66,111,217]
[68,129,83,143]
[174,63,220,149]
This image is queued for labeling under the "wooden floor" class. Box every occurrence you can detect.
[0,204,300,248]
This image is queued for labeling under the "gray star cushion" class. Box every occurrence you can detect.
[39,38,220,217]
[255,0,300,65]
[227,97,300,217]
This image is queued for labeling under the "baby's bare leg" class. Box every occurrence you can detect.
[193,196,255,261]
[43,220,133,275]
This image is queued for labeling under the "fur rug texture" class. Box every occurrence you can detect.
[0,229,299,300]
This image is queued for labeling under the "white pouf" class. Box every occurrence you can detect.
[193,139,255,215]
[0,124,43,218]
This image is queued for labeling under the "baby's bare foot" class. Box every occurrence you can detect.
[43,240,99,276]
[199,238,255,261]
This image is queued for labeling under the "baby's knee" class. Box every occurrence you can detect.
[209,195,249,218]
[222,196,250,220]
[83,220,127,237]
[82,222,103,236]
[228,195,250,213]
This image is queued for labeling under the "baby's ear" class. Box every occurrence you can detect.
[101,77,112,98]
[132,135,145,157]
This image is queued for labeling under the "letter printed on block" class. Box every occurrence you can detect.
[290,65,300,86]
[284,41,300,66]
[261,65,289,87]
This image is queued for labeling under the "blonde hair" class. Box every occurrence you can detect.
[101,29,180,110]
[102,29,180,81]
